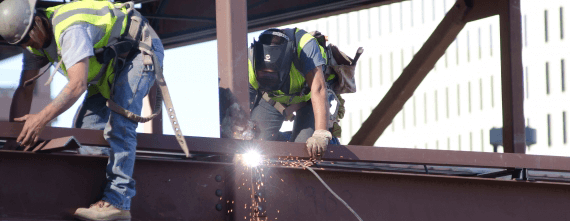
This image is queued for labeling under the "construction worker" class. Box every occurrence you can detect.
[0,0,164,220]
[249,28,333,159]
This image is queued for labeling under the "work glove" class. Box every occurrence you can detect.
[306,130,332,159]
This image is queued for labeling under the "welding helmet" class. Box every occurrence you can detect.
[253,29,295,92]
[0,0,38,44]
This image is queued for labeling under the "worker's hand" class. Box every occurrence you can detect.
[15,113,49,149]
[306,130,332,159]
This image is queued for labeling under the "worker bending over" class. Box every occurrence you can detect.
[0,0,165,220]
[248,28,335,159]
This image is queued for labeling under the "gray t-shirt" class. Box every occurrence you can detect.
[23,23,104,72]
[298,37,326,76]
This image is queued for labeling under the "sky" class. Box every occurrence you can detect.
[0,30,269,138]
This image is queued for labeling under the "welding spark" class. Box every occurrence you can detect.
[242,150,263,167]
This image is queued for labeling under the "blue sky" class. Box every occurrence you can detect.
[0,31,264,138]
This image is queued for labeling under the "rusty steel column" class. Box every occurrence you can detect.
[349,0,473,146]
[499,0,526,153]
[216,0,249,118]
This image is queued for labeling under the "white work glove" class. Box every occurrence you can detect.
[306,130,332,159]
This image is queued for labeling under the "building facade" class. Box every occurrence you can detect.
[282,0,570,156]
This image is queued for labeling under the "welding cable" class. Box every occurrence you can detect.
[303,165,364,221]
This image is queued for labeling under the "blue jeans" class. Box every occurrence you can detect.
[72,38,164,210]
[249,89,316,142]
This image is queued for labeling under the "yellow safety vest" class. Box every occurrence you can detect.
[27,0,129,99]
[248,28,329,105]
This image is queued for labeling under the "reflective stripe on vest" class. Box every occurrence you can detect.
[248,28,326,105]
[41,1,129,99]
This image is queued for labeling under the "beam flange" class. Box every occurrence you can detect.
[2,122,570,172]
[349,0,473,146]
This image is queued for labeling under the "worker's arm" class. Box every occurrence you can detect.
[9,69,39,122]
[305,65,332,159]
[305,66,327,131]
[16,58,89,148]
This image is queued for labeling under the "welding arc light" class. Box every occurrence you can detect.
[243,150,262,167]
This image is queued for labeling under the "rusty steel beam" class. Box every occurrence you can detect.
[2,122,570,172]
[349,0,474,146]
[3,150,570,220]
[499,0,526,153]
[0,151,230,220]
[216,0,250,120]
[27,136,81,153]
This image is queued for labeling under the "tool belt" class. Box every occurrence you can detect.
[98,3,190,157]
[261,92,307,122]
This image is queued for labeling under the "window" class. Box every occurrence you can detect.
[389,5,393,33]
[480,129,484,151]
[369,57,373,89]
[469,132,473,151]
[467,31,471,62]
[447,137,451,150]
[390,52,394,82]
[560,7,564,39]
[562,59,566,92]
[489,25,493,57]
[356,11,361,42]
[491,76,495,107]
[410,0,414,27]
[432,0,435,21]
[401,49,405,70]
[422,0,425,24]
[446,87,450,118]
[436,140,439,149]
[457,84,461,116]
[413,96,417,126]
[545,10,549,42]
[378,7,382,36]
[347,14,351,45]
[380,55,383,85]
[435,90,438,121]
[526,66,529,98]
[402,106,406,129]
[468,81,472,113]
[478,27,482,59]
[424,92,428,124]
[400,3,403,31]
[562,111,568,144]
[368,10,372,39]
[524,15,528,47]
[548,114,552,147]
[546,62,550,95]
[358,62,362,91]
[455,38,459,65]
[479,79,483,110]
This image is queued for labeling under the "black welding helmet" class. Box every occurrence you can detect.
[253,29,295,92]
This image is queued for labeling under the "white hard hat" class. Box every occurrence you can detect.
[0,0,38,44]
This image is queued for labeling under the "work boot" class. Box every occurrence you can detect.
[74,200,131,221]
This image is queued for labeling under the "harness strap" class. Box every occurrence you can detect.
[104,14,191,157]
[261,92,307,121]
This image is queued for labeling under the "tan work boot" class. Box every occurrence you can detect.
[74,200,131,221]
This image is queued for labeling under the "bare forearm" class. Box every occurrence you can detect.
[311,82,327,131]
[9,70,38,121]
[39,81,86,122]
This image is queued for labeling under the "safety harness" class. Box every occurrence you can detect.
[25,2,190,157]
